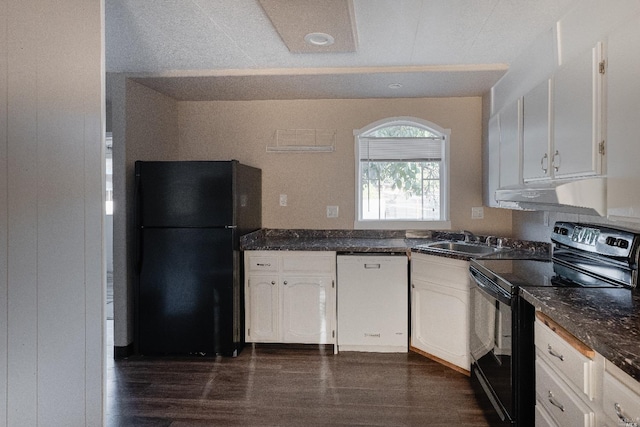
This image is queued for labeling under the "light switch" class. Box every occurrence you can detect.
[327,206,339,218]
[471,207,484,219]
[280,194,287,206]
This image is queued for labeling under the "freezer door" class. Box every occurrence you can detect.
[135,161,234,227]
[136,228,238,355]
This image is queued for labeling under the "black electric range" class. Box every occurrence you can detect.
[468,221,640,426]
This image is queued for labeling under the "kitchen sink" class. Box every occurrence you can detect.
[420,241,508,256]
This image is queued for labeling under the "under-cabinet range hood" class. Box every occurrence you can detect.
[494,177,606,216]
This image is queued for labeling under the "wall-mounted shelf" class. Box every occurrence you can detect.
[267,129,336,153]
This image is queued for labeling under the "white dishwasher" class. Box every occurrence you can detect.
[337,253,408,353]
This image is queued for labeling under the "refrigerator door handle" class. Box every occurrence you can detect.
[225,225,237,229]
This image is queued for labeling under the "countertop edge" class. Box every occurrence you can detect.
[520,286,640,383]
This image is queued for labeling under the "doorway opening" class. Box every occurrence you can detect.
[105,132,114,322]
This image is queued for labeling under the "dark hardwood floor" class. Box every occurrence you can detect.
[106,322,491,426]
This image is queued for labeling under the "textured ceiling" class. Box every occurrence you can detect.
[106,0,578,100]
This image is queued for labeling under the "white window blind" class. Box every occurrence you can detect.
[358,137,444,161]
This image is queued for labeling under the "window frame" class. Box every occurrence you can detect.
[353,117,451,230]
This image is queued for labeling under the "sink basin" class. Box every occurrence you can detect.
[421,241,507,256]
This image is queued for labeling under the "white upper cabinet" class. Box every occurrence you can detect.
[552,42,605,179]
[522,79,552,182]
[606,13,640,221]
[498,98,522,188]
[487,43,605,196]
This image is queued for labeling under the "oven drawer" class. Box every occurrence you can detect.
[535,316,595,400]
[536,358,595,427]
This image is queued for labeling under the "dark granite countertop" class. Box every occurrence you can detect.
[241,228,436,254]
[240,229,549,261]
[521,286,640,382]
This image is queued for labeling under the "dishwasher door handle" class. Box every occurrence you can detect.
[364,263,381,269]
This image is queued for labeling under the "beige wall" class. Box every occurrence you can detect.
[178,97,513,235]
[1,0,104,424]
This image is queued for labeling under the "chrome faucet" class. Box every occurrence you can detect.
[485,235,495,246]
[462,230,476,243]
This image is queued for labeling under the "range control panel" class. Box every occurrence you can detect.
[552,221,638,258]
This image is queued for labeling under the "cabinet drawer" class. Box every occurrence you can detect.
[246,256,278,272]
[281,253,335,274]
[602,369,640,427]
[535,402,558,427]
[535,319,595,399]
[536,358,595,427]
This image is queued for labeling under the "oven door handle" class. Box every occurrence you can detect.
[469,268,512,306]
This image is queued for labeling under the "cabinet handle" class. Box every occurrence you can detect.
[540,153,548,174]
[547,344,564,361]
[614,403,639,427]
[552,150,561,172]
[547,391,565,412]
[283,281,288,285]
[271,281,275,285]
[256,263,271,267]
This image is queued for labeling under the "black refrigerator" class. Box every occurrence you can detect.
[134,160,261,356]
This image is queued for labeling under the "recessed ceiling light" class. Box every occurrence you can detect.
[388,83,403,89]
[304,32,335,47]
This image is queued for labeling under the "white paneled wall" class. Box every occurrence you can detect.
[1,0,105,426]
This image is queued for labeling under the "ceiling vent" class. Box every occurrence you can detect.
[258,0,358,53]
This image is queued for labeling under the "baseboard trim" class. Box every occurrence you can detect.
[410,345,470,377]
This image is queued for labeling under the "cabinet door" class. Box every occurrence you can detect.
[499,98,522,188]
[411,278,469,370]
[553,43,604,179]
[523,79,552,182]
[282,276,334,344]
[246,275,279,342]
[607,14,640,220]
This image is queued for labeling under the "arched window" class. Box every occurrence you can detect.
[354,117,451,230]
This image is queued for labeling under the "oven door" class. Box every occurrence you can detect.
[470,267,515,425]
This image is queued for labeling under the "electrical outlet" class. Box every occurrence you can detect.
[471,206,484,219]
[326,206,339,218]
[279,194,287,206]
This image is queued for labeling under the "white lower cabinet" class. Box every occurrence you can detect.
[410,253,472,372]
[535,313,640,427]
[602,360,640,427]
[245,251,336,345]
[246,274,279,342]
[535,357,596,426]
[534,313,603,427]
[281,275,334,343]
[535,403,559,427]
